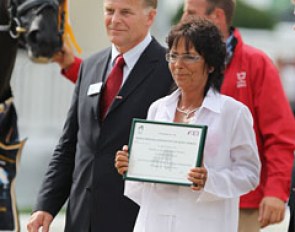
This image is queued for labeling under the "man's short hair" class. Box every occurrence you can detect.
[206,0,235,26]
[143,0,157,9]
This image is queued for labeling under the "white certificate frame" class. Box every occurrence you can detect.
[124,118,207,186]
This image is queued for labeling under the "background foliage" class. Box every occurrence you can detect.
[171,0,293,30]
[233,0,276,29]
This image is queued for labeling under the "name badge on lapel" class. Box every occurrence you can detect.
[87,82,103,96]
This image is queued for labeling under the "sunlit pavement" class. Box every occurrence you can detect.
[20,209,290,232]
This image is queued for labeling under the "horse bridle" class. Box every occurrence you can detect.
[0,0,65,39]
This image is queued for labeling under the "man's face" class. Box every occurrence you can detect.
[182,0,213,21]
[182,0,228,38]
[104,0,156,53]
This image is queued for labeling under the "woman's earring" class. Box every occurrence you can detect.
[209,67,214,73]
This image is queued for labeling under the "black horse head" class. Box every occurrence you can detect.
[0,0,64,101]
[1,0,65,62]
[16,0,65,62]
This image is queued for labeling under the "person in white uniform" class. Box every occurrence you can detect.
[115,18,261,232]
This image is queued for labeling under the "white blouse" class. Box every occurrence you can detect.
[125,89,261,232]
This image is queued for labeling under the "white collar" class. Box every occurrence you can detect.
[165,88,222,115]
[111,33,152,70]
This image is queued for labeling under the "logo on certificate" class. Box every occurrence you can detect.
[187,130,200,136]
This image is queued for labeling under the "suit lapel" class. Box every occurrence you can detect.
[89,49,111,118]
[106,39,161,117]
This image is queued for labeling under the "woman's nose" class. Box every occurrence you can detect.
[174,57,185,67]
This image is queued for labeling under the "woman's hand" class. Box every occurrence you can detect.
[188,167,207,191]
[115,145,129,175]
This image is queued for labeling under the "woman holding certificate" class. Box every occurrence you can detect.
[115,18,261,232]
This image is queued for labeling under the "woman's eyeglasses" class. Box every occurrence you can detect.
[165,53,202,64]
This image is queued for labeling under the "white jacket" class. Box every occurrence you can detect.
[125,89,261,232]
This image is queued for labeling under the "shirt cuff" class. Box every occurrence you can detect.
[61,57,82,83]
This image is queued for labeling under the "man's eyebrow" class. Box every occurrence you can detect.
[121,8,133,12]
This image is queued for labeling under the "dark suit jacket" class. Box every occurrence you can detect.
[34,38,173,232]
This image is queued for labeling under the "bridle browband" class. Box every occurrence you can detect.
[0,0,64,39]
[17,0,58,15]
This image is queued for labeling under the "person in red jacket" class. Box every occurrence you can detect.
[52,44,81,83]
[54,0,295,231]
[288,1,295,231]
[182,1,295,231]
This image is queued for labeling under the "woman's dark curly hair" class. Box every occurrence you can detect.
[166,18,226,94]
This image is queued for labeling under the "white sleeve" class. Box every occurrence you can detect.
[198,105,261,202]
[124,181,144,205]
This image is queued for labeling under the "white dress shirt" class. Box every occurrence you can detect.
[109,33,152,85]
[124,88,261,232]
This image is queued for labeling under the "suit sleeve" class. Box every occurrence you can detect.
[33,63,83,217]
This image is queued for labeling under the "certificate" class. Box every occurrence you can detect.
[124,119,207,186]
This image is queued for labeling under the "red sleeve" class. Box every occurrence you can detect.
[61,57,82,83]
[254,55,295,201]
[224,41,295,206]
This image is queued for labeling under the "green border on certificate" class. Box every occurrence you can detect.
[124,118,207,186]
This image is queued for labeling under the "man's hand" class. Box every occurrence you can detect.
[27,211,53,232]
[52,43,75,70]
[258,196,285,228]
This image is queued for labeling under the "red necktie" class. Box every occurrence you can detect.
[100,55,125,119]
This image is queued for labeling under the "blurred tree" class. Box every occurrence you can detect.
[233,0,277,29]
[271,0,290,14]
[172,0,277,30]
[172,3,183,25]
[271,0,294,22]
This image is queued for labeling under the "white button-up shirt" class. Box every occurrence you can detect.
[124,88,261,232]
[109,33,152,85]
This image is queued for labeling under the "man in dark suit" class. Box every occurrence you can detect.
[27,0,173,231]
